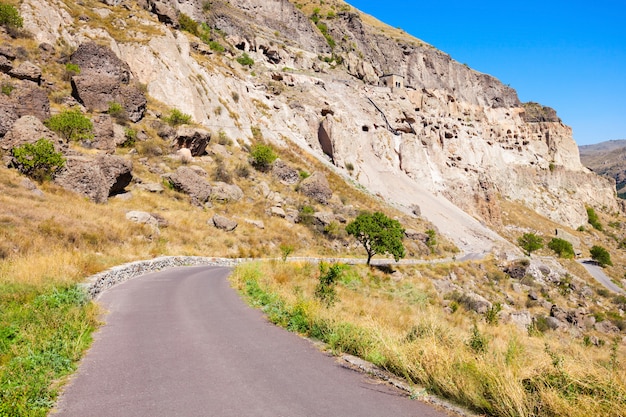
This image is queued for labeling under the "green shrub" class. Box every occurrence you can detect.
[121,128,137,147]
[590,245,613,267]
[518,232,543,256]
[299,205,315,225]
[298,169,310,180]
[279,244,294,261]
[587,207,603,231]
[178,13,198,36]
[0,3,23,29]
[548,238,575,258]
[208,41,225,52]
[164,109,192,126]
[44,109,93,142]
[11,138,65,182]
[107,101,127,123]
[250,143,277,171]
[425,229,437,253]
[467,324,488,354]
[485,303,502,325]
[1,81,14,96]
[63,63,80,81]
[236,53,254,67]
[315,263,343,307]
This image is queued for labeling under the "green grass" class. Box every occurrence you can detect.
[0,284,99,416]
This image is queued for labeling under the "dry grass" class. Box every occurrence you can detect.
[232,260,626,417]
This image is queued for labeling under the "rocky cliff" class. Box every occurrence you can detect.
[8,0,621,251]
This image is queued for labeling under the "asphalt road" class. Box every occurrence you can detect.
[53,266,449,417]
[578,259,624,294]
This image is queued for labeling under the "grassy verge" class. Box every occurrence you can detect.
[0,284,99,416]
[231,261,626,417]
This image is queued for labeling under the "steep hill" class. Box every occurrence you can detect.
[580,139,626,197]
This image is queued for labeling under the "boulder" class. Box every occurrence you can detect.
[244,219,265,229]
[176,148,193,164]
[0,55,12,73]
[0,95,18,137]
[312,211,334,227]
[595,320,620,334]
[147,0,179,27]
[462,292,492,314]
[70,42,131,83]
[1,115,64,151]
[126,211,160,227]
[117,84,147,122]
[163,166,212,205]
[212,214,237,232]
[9,62,41,84]
[272,160,299,185]
[71,77,146,122]
[55,154,132,203]
[91,114,116,152]
[211,182,244,203]
[0,46,16,61]
[136,182,164,193]
[14,86,50,121]
[270,207,286,218]
[174,126,211,156]
[508,311,532,330]
[299,171,332,204]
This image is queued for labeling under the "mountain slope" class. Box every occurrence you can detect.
[580,139,626,197]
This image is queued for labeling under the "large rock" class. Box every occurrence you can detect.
[9,61,42,84]
[211,214,237,232]
[299,171,332,204]
[70,42,131,83]
[14,86,50,121]
[174,126,211,156]
[71,76,146,122]
[272,160,299,185]
[90,114,116,152]
[1,115,65,151]
[0,55,12,73]
[163,166,212,205]
[0,95,18,137]
[146,0,179,27]
[54,154,133,203]
[211,182,244,203]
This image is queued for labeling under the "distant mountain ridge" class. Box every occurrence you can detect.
[579,140,626,198]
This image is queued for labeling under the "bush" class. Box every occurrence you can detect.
[250,143,277,171]
[178,13,198,36]
[44,109,93,142]
[315,263,343,307]
[121,128,137,147]
[548,238,575,259]
[11,138,65,182]
[590,245,613,267]
[279,244,294,261]
[587,207,603,231]
[236,53,254,67]
[1,81,13,96]
[63,63,80,81]
[518,232,543,256]
[164,109,192,126]
[0,3,23,29]
[107,101,127,123]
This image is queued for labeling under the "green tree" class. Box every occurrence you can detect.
[548,238,575,259]
[346,212,405,265]
[518,233,543,256]
[0,3,23,29]
[315,263,343,306]
[45,109,93,142]
[590,245,613,267]
[250,143,277,171]
[11,138,65,182]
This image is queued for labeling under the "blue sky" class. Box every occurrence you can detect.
[346,0,626,145]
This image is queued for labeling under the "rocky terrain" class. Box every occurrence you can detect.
[580,139,626,198]
[2,1,626,415]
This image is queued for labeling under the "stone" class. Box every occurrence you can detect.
[9,62,42,84]
[70,42,131,83]
[508,311,532,330]
[126,211,160,227]
[13,86,50,121]
[272,160,299,185]
[147,0,179,27]
[0,46,16,61]
[545,316,564,330]
[299,171,332,204]
[595,320,620,334]
[244,219,265,229]
[410,204,421,217]
[162,166,212,205]
[312,211,334,227]
[211,182,244,203]
[1,115,64,151]
[0,55,12,73]
[174,126,211,156]
[211,214,237,232]
[91,114,116,153]
[0,95,18,137]
[462,292,492,314]
[270,207,286,218]
[136,182,164,193]
[550,305,568,321]
[71,77,146,122]
[54,154,133,203]
[255,181,271,198]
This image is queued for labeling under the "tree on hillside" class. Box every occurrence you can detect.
[518,233,543,256]
[346,212,405,265]
[548,238,575,259]
[590,245,612,267]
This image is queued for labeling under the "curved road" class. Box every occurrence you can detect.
[53,266,448,417]
[578,259,624,294]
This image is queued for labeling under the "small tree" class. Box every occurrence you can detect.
[11,138,65,182]
[548,238,575,259]
[425,229,437,254]
[0,3,23,29]
[164,109,192,126]
[591,245,613,267]
[45,109,93,142]
[250,143,277,171]
[315,263,343,307]
[279,244,294,261]
[346,211,405,265]
[518,233,543,256]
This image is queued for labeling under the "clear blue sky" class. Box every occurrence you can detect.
[346,0,626,145]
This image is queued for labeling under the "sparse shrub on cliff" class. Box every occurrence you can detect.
[236,53,254,68]
[63,63,80,81]
[250,143,277,171]
[548,238,575,259]
[45,109,94,142]
[178,13,199,36]
[587,207,603,231]
[11,138,65,182]
[518,232,543,256]
[0,3,23,29]
[164,109,192,126]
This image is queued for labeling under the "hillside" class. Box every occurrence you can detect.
[579,139,626,197]
[1,0,626,416]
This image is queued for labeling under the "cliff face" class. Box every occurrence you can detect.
[18,0,619,237]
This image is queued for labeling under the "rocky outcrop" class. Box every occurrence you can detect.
[272,160,299,185]
[163,166,212,205]
[174,126,210,156]
[299,172,332,204]
[54,154,133,203]
[8,61,42,84]
[1,115,64,151]
[70,42,131,83]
